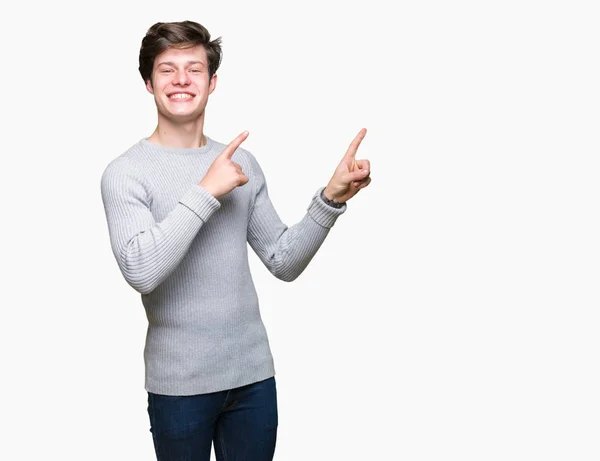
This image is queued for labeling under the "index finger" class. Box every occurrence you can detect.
[221,130,249,159]
[344,128,367,161]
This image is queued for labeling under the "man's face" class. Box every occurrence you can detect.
[146,45,216,123]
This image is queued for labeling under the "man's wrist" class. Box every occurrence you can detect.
[321,188,345,208]
[323,187,338,201]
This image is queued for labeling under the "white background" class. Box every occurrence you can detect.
[1,0,599,460]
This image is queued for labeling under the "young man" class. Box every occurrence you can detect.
[100,20,371,461]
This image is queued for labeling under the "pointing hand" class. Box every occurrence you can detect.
[323,128,372,203]
[199,131,250,198]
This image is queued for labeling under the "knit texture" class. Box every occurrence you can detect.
[100,136,347,395]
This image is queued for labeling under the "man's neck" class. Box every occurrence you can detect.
[147,117,207,149]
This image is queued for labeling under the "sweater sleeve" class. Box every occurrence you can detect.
[245,150,347,282]
[100,156,221,294]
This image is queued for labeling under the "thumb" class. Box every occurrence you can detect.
[346,168,369,182]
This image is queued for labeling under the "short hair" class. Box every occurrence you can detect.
[139,21,223,86]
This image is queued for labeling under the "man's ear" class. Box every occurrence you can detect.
[208,73,218,95]
[145,78,154,95]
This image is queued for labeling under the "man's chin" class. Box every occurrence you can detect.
[160,109,204,123]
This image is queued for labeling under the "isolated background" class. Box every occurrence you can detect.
[1,0,599,460]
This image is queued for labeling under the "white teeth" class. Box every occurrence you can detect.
[169,93,192,99]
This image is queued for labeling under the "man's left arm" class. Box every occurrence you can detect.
[245,129,371,282]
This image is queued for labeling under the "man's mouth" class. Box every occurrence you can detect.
[168,92,195,100]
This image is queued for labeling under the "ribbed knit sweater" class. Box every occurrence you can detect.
[100,136,347,395]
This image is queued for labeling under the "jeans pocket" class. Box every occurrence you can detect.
[147,392,210,440]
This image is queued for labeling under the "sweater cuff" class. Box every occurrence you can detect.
[178,184,221,222]
[307,186,347,228]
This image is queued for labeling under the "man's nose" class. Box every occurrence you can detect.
[174,70,191,85]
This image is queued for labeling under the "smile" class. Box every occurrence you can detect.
[168,93,194,100]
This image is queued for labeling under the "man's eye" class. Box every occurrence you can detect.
[191,69,201,73]
[161,69,172,73]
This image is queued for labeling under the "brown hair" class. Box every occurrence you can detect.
[139,21,223,86]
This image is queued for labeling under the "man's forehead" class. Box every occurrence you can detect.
[155,46,207,66]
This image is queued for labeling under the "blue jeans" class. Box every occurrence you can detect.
[147,376,278,461]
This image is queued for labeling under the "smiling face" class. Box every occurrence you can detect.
[145,44,217,123]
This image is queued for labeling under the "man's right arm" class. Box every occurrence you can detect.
[100,156,220,294]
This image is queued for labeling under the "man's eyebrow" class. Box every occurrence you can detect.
[156,60,206,67]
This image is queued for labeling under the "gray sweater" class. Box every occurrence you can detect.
[100,136,347,395]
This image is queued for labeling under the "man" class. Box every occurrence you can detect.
[100,20,371,461]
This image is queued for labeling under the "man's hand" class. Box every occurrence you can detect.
[199,131,250,198]
[323,128,371,203]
